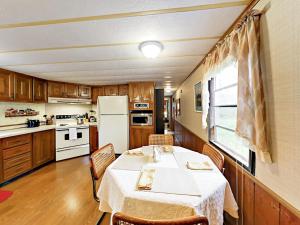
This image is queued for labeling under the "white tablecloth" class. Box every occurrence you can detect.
[97,146,238,225]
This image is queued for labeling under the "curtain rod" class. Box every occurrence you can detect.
[181,0,262,84]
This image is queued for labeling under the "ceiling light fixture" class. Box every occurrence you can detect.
[139,41,163,59]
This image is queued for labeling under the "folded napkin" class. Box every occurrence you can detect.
[137,169,156,190]
[126,149,144,156]
[161,145,174,152]
[186,161,213,170]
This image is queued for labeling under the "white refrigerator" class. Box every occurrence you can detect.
[97,96,129,154]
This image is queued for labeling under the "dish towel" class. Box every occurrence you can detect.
[137,169,156,190]
[69,128,77,140]
[186,161,213,170]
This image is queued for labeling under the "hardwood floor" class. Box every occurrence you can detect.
[0,156,109,225]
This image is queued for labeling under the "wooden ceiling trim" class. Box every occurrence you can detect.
[0,36,220,54]
[0,1,249,29]
[1,54,204,67]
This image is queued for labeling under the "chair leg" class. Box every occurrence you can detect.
[97,212,107,225]
[90,168,100,202]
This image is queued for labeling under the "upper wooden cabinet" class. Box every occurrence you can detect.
[78,85,91,99]
[118,84,129,96]
[14,73,33,102]
[128,82,154,103]
[92,86,104,104]
[48,81,65,98]
[64,83,78,98]
[104,85,119,96]
[33,78,47,103]
[0,69,14,102]
[48,81,79,98]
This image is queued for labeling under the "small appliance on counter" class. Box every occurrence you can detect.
[27,119,40,128]
[89,110,97,122]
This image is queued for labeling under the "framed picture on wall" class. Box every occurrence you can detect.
[194,82,202,112]
[175,98,181,117]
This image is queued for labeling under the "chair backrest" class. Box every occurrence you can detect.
[112,212,209,225]
[202,144,224,172]
[90,143,115,180]
[148,134,174,146]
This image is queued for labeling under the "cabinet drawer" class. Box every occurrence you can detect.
[3,152,32,169]
[1,134,31,149]
[4,160,32,181]
[3,143,32,159]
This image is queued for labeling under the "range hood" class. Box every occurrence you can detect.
[48,97,92,104]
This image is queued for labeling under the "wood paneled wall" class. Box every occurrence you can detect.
[174,120,300,225]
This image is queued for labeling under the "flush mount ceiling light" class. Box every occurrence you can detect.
[139,41,163,59]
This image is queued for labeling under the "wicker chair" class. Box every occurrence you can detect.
[202,144,224,173]
[148,134,174,146]
[112,212,209,225]
[90,143,115,202]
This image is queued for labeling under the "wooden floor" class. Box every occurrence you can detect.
[0,156,110,225]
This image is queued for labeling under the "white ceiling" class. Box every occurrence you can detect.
[0,0,249,94]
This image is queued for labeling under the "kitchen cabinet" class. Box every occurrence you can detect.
[118,84,129,96]
[129,126,154,149]
[48,81,65,98]
[89,126,98,153]
[92,86,104,104]
[79,85,91,98]
[64,83,78,98]
[0,134,32,181]
[33,78,47,103]
[128,82,155,110]
[0,69,14,102]
[32,130,55,167]
[104,85,119,96]
[14,73,33,102]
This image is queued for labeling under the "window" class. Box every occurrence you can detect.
[208,62,254,172]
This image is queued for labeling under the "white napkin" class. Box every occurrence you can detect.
[126,149,144,156]
[186,161,213,170]
[137,168,156,190]
[69,128,77,140]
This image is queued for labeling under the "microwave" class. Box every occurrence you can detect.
[131,112,153,126]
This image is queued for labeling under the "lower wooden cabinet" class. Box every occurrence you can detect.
[129,126,154,149]
[33,130,55,167]
[89,126,98,153]
[1,134,32,181]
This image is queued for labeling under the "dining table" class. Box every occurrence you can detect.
[97,146,239,225]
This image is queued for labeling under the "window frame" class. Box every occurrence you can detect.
[208,77,256,175]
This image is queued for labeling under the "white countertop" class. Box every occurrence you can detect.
[0,125,56,139]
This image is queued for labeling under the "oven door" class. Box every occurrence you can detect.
[56,127,89,149]
[131,114,152,126]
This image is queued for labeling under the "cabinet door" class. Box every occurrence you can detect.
[128,83,142,102]
[104,85,118,96]
[0,147,3,183]
[33,129,55,167]
[118,84,129,96]
[89,126,98,153]
[78,85,91,98]
[14,73,33,102]
[129,127,143,149]
[64,83,79,98]
[141,82,154,102]
[92,86,104,104]
[0,69,14,102]
[141,127,154,146]
[33,78,47,103]
[48,81,65,97]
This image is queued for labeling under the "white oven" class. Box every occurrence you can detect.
[55,125,90,161]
